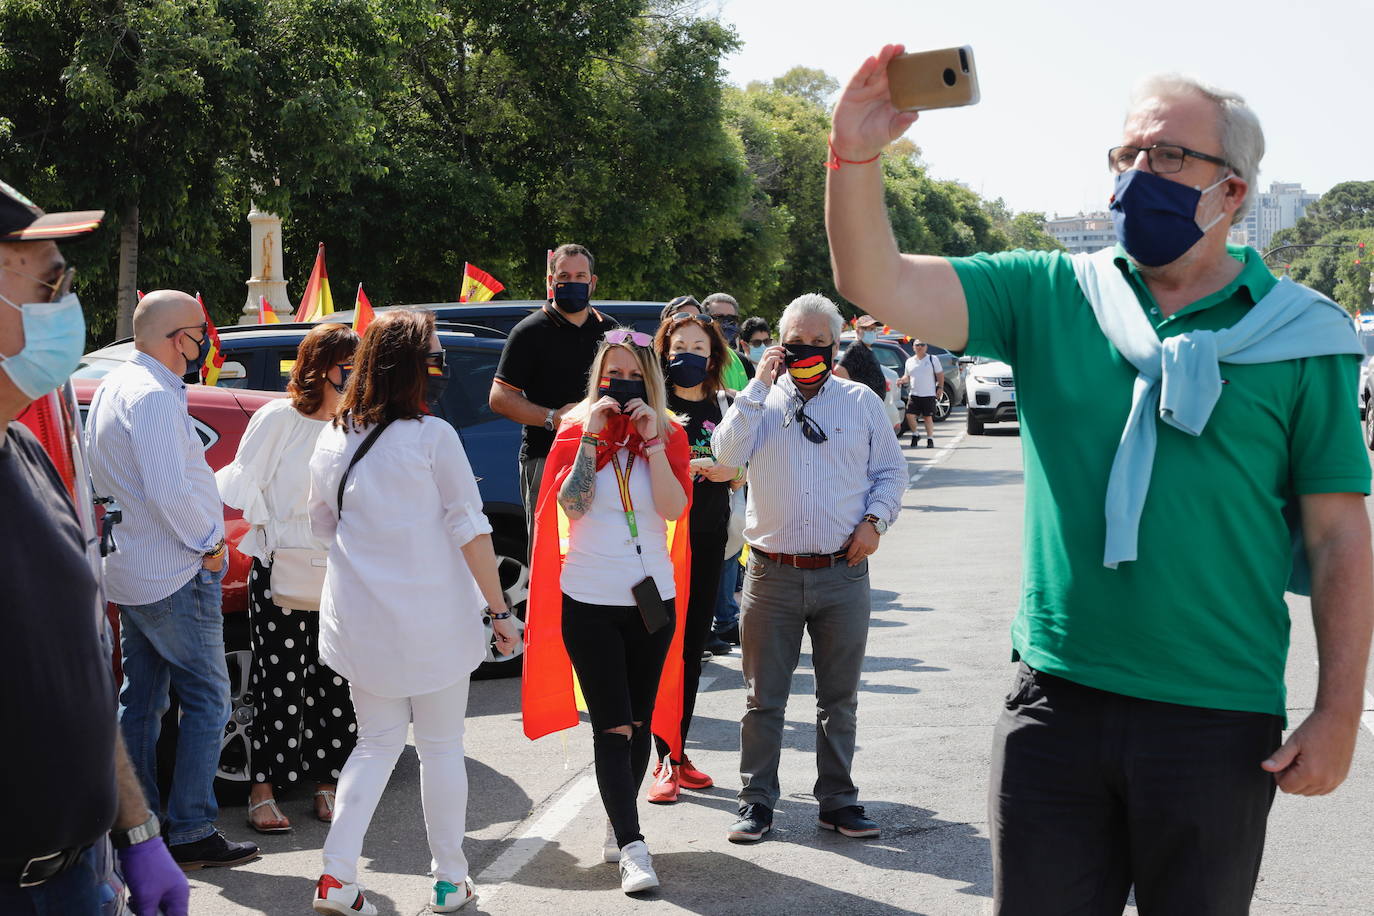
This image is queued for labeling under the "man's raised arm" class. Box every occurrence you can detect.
[826,43,970,352]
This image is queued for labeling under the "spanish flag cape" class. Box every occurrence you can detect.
[521,416,694,759]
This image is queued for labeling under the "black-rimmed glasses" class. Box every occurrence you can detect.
[165,321,208,342]
[1107,144,1231,175]
[783,396,828,444]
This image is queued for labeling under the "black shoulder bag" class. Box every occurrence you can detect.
[336,418,395,515]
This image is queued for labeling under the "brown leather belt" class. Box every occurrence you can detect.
[755,549,848,569]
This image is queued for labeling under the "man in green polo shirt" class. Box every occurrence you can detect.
[826,44,1373,915]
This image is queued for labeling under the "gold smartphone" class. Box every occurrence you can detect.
[887,46,980,112]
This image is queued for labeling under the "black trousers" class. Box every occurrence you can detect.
[562,594,676,848]
[655,529,727,762]
[990,663,1283,916]
[247,559,356,788]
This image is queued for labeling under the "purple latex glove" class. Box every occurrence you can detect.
[116,837,189,916]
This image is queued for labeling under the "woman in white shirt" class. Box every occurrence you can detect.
[217,323,359,833]
[307,310,517,916]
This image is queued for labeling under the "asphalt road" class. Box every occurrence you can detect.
[188,408,1374,915]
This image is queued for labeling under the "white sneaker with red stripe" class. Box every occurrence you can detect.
[312,874,378,915]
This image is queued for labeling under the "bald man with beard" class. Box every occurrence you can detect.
[86,290,259,870]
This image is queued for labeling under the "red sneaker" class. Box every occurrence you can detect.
[677,756,714,790]
[646,759,680,804]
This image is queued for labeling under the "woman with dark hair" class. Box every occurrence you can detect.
[645,312,739,803]
[217,322,360,834]
[307,310,518,915]
[660,294,700,324]
[521,330,693,895]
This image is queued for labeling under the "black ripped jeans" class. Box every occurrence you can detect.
[562,594,676,849]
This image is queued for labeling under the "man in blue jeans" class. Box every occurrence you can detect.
[87,290,258,870]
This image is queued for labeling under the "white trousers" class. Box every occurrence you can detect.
[321,675,471,884]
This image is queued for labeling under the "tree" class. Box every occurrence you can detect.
[1271,181,1374,249]
[766,66,838,108]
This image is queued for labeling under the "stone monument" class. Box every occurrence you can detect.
[242,204,293,320]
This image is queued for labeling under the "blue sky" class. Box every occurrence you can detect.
[716,0,1366,217]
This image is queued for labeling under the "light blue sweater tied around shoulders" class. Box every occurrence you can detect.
[1069,246,1363,594]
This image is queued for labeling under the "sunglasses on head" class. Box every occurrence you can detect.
[669,311,714,325]
[605,329,653,348]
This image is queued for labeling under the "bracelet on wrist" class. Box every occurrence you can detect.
[644,444,666,457]
[581,433,603,447]
[489,610,513,620]
[826,136,881,171]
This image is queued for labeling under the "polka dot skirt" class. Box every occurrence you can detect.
[248,558,357,786]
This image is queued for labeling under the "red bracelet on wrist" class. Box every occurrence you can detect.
[827,136,881,171]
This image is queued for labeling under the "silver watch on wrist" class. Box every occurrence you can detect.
[110,812,160,849]
[862,513,889,535]
[543,408,556,432]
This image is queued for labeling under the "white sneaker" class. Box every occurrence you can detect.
[603,820,621,863]
[312,875,378,915]
[618,840,659,894]
[430,876,477,912]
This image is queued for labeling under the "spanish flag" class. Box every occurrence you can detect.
[353,283,375,335]
[787,353,828,383]
[292,242,334,322]
[259,295,280,325]
[459,262,504,303]
[522,420,694,759]
[195,292,225,386]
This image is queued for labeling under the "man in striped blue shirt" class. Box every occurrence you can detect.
[712,293,905,844]
[86,290,258,870]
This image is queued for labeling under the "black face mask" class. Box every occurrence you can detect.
[426,373,449,407]
[553,281,591,314]
[598,376,648,409]
[181,332,211,384]
[783,343,832,387]
[331,366,352,395]
[666,351,709,388]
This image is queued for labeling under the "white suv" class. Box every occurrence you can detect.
[963,357,1016,434]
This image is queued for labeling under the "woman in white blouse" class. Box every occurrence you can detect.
[217,323,360,833]
[307,310,518,916]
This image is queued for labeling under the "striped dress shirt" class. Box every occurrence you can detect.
[86,351,223,606]
[712,374,906,555]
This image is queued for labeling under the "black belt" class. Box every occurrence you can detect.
[1,844,90,888]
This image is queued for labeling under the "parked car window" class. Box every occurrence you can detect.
[439,347,502,428]
[215,350,257,389]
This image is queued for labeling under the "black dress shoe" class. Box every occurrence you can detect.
[169,831,260,870]
[818,805,880,838]
[717,623,740,646]
[728,803,773,843]
[704,635,731,656]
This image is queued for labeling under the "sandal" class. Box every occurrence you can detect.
[314,789,337,823]
[246,797,292,834]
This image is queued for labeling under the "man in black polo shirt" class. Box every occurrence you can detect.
[0,180,190,914]
[490,243,616,543]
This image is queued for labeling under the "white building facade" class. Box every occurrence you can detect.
[1044,212,1116,255]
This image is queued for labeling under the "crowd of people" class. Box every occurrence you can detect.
[3,37,1372,916]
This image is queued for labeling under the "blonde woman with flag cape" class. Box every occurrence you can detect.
[521,330,693,896]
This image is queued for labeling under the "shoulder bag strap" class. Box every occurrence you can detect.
[336,418,395,515]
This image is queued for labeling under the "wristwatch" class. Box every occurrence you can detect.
[110,812,160,849]
[543,408,556,432]
[862,513,888,535]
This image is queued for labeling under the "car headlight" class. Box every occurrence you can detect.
[972,375,996,383]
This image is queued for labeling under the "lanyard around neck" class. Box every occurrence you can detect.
[608,451,640,547]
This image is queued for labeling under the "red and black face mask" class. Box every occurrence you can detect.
[783,343,831,386]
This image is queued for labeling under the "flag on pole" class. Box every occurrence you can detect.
[136,290,145,301]
[459,263,505,303]
[292,242,334,322]
[353,283,375,335]
[259,295,280,324]
[195,292,225,386]
[546,249,554,299]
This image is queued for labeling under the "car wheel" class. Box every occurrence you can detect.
[933,386,952,422]
[215,613,255,801]
[472,530,530,680]
[967,410,985,435]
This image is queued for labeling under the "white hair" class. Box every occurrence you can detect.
[779,293,843,343]
[1129,73,1264,223]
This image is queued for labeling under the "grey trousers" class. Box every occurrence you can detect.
[519,456,546,559]
[738,550,871,811]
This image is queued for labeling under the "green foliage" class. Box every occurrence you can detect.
[1267,182,1374,313]
[0,0,1070,340]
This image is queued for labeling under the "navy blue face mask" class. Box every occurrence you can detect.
[553,281,591,313]
[666,351,709,388]
[1109,169,1231,267]
[181,332,211,383]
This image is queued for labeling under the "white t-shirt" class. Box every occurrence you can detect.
[560,449,676,606]
[904,354,941,397]
[309,416,492,698]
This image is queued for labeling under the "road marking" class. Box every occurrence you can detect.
[474,772,599,902]
[909,429,967,486]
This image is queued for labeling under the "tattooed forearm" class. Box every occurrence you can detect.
[558,445,597,518]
